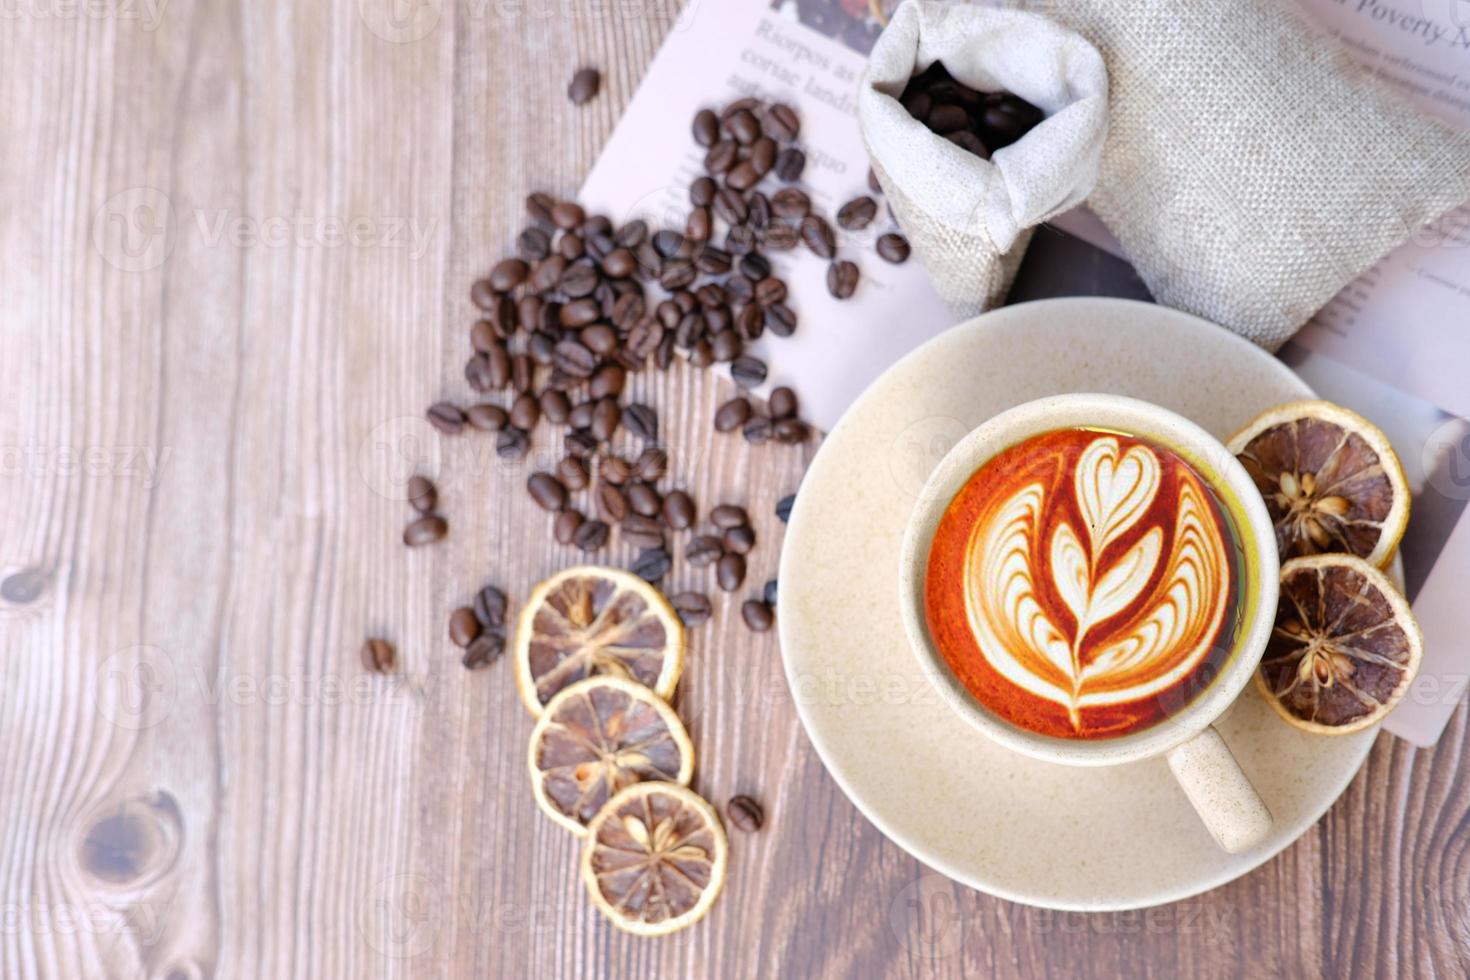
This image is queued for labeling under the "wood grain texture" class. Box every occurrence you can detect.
[1,1,1467,977]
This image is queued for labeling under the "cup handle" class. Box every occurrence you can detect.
[1165,726,1273,853]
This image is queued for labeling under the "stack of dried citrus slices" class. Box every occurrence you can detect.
[1228,401,1423,735]
[515,566,729,936]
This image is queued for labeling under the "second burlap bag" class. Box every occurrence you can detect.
[858,2,1109,319]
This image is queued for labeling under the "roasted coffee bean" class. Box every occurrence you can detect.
[692,108,720,147]
[690,176,718,209]
[611,293,645,330]
[738,253,771,281]
[407,475,437,514]
[711,504,749,529]
[473,585,508,627]
[465,403,508,432]
[827,260,860,299]
[621,514,665,550]
[726,161,760,192]
[771,187,810,220]
[800,215,835,259]
[768,386,798,420]
[776,493,795,522]
[540,389,571,425]
[713,187,749,226]
[580,324,617,356]
[589,364,626,400]
[449,606,481,647]
[462,632,503,670]
[704,139,738,174]
[516,295,543,331]
[518,226,551,261]
[567,67,600,105]
[749,137,777,177]
[627,319,663,357]
[737,304,765,340]
[876,232,911,264]
[558,259,599,298]
[596,482,628,522]
[627,481,662,518]
[568,401,595,429]
[901,86,934,121]
[574,518,610,553]
[743,416,773,444]
[560,297,599,328]
[695,246,733,276]
[631,547,672,583]
[653,230,686,259]
[589,397,619,441]
[600,454,632,485]
[725,108,761,144]
[837,196,878,231]
[686,534,724,567]
[489,258,528,292]
[763,222,799,251]
[775,147,806,182]
[659,259,696,291]
[662,490,696,529]
[727,794,764,831]
[470,279,498,311]
[427,402,465,435]
[566,429,599,456]
[553,340,597,379]
[557,454,590,491]
[527,472,567,512]
[483,344,511,388]
[470,319,498,354]
[726,224,758,255]
[741,599,774,632]
[496,427,529,459]
[714,397,751,432]
[673,290,697,313]
[710,329,742,362]
[671,591,712,627]
[559,233,588,262]
[616,219,648,248]
[926,103,971,134]
[403,515,448,546]
[724,275,754,307]
[764,578,779,607]
[527,331,556,366]
[526,191,557,228]
[602,247,635,279]
[512,354,533,392]
[946,129,990,159]
[655,329,676,370]
[774,418,809,443]
[624,403,659,442]
[731,356,767,390]
[510,392,541,430]
[980,94,1043,149]
[686,206,712,242]
[754,276,787,306]
[360,638,395,674]
[724,524,755,555]
[554,508,584,545]
[531,254,566,292]
[687,339,713,368]
[633,447,668,482]
[766,102,800,140]
[722,95,762,118]
[551,201,585,231]
[674,312,705,349]
[748,191,772,230]
[716,552,747,592]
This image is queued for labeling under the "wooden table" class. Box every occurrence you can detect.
[4,2,1467,976]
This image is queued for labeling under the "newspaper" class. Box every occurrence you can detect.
[581,0,1470,746]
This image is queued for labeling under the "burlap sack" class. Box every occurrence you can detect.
[857,2,1108,319]
[1048,0,1470,349]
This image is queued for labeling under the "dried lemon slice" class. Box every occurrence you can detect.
[513,566,685,716]
[1257,554,1423,735]
[580,782,728,936]
[1228,400,1409,567]
[527,676,694,835]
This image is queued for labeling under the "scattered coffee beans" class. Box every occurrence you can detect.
[360,638,396,674]
[449,607,481,648]
[727,795,764,832]
[403,515,448,547]
[672,591,713,627]
[407,475,437,514]
[876,233,911,264]
[741,599,774,632]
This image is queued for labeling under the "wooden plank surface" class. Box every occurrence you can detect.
[1,1,1467,977]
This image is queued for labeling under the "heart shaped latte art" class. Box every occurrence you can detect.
[960,435,1233,732]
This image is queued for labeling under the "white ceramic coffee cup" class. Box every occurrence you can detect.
[898,393,1279,853]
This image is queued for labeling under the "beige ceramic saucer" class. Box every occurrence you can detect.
[778,297,1384,911]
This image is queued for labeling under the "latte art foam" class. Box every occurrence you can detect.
[925,429,1244,739]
